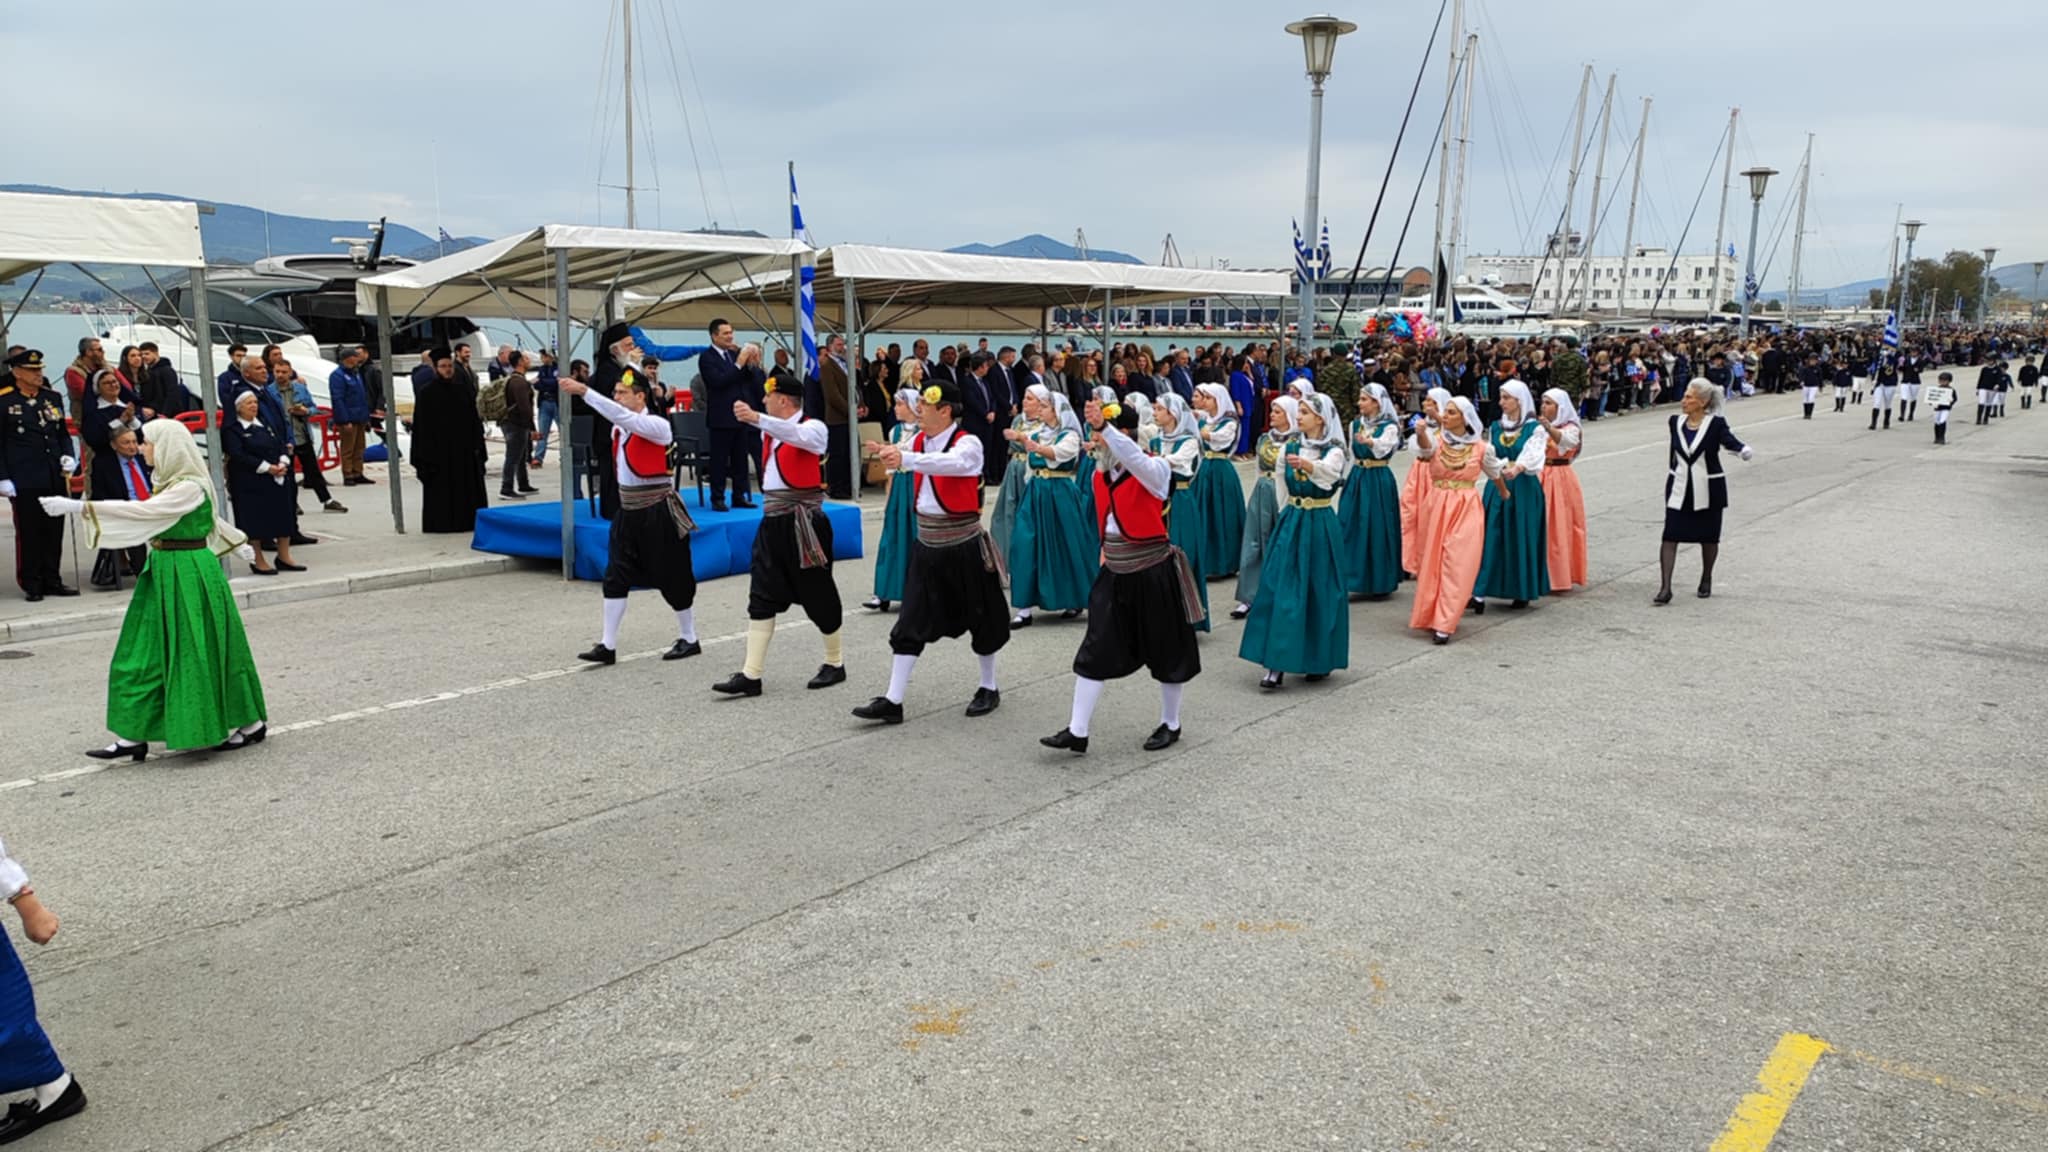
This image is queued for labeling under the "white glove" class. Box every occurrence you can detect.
[1738,446,1754,462]
[59,456,76,472]
[0,480,14,498]
[38,496,82,516]
[232,543,255,563]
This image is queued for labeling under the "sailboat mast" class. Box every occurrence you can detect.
[1576,72,1616,316]
[1787,134,1811,324]
[1429,0,1464,323]
[1617,96,1651,317]
[1557,66,1591,266]
[623,0,637,228]
[1883,203,1902,310]
[1446,33,1480,293]
[1710,107,1736,317]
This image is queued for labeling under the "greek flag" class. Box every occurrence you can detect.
[789,166,817,382]
[1882,312,1900,348]
[1293,219,1312,284]
[1316,219,1332,281]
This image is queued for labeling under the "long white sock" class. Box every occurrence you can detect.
[33,1073,70,1110]
[1160,682,1184,731]
[675,608,697,643]
[1069,677,1105,737]
[601,598,628,649]
[978,653,999,691]
[743,619,775,678]
[885,654,917,704]
[1013,608,1032,622]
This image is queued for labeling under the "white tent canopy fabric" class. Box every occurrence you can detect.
[354,225,811,325]
[0,190,206,285]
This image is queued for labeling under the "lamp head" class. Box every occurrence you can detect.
[1284,14,1357,82]
[1740,167,1777,203]
[1982,247,1998,264]
[1902,220,1923,243]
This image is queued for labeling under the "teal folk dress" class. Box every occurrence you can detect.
[987,415,1038,567]
[1238,442,1349,676]
[1160,432,1210,632]
[1338,416,1403,598]
[871,422,921,602]
[1191,415,1245,579]
[1008,426,1097,613]
[1475,420,1550,602]
[1232,432,1286,607]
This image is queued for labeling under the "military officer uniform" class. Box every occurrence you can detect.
[0,351,80,601]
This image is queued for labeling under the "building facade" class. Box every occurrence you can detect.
[1466,247,1738,316]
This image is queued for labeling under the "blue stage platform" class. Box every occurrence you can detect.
[471,493,864,582]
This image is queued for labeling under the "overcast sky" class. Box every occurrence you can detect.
[8,0,2043,289]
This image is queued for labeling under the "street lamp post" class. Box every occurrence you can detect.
[1898,219,1922,330]
[2031,260,2044,321]
[1738,166,1775,339]
[1980,247,1998,325]
[1286,14,1356,354]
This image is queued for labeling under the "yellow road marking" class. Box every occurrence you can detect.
[1708,1032,1832,1152]
[1839,1048,2048,1116]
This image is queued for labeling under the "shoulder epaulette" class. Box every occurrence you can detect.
[0,386,14,397]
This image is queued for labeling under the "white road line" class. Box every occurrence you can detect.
[1,621,812,794]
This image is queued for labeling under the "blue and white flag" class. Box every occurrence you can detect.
[1882,312,1900,348]
[1726,242,1737,260]
[1316,219,1332,282]
[789,166,817,382]
[1292,219,1312,284]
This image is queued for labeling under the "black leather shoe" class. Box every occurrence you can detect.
[1010,615,1033,630]
[0,1077,87,1144]
[1652,590,1673,606]
[1509,599,1528,610]
[1697,583,1713,599]
[1306,673,1328,683]
[275,561,307,572]
[710,501,729,513]
[46,584,79,598]
[577,643,616,666]
[23,591,42,603]
[965,687,1001,717]
[852,696,904,724]
[1040,728,1088,754]
[807,663,846,689]
[734,497,757,509]
[1468,599,1486,616]
[1259,672,1284,690]
[289,533,319,546]
[1061,608,1082,619]
[1143,724,1180,751]
[663,639,702,661]
[213,723,265,752]
[85,741,147,762]
[1432,631,1451,645]
[712,672,763,697]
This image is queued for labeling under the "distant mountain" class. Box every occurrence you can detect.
[947,233,1143,265]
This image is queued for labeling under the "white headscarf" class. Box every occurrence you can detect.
[1541,386,1580,428]
[894,387,922,416]
[133,418,248,555]
[1268,396,1301,438]
[1045,389,1083,438]
[1361,382,1394,422]
[1024,383,1055,427]
[1498,379,1535,429]
[1425,386,1453,414]
[1195,382,1236,424]
[1093,385,1118,406]
[1440,397,1483,445]
[1287,378,1319,401]
[1155,392,1199,440]
[1301,393,1343,448]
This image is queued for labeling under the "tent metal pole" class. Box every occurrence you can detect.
[191,266,226,508]
[557,249,576,580]
[1099,287,1112,368]
[842,269,862,496]
[375,286,405,534]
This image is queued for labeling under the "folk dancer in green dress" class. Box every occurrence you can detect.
[1472,380,1551,613]
[1151,394,1210,632]
[1238,393,1351,689]
[41,419,268,759]
[863,388,923,612]
[1007,386,1096,628]
[1189,382,1245,581]
[1077,384,1119,527]
[986,380,1040,569]
[1230,395,1299,619]
[1338,382,1404,600]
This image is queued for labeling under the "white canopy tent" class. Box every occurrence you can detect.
[355,225,813,574]
[0,191,227,498]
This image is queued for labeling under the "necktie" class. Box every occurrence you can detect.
[126,459,149,500]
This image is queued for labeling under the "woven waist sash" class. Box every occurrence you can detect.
[1287,496,1334,510]
[1102,534,1205,624]
[151,537,207,551]
[916,511,1006,584]
[1434,478,1475,491]
[619,481,696,536]
[765,486,829,568]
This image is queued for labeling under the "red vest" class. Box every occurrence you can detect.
[768,429,823,490]
[1095,467,1167,541]
[612,429,669,480]
[911,427,982,514]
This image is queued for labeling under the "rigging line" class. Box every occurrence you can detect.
[1644,123,1723,319]
[1472,0,1543,171]
[1522,113,1604,315]
[650,0,714,226]
[1329,0,1449,332]
[1477,64,1530,255]
[668,0,739,228]
[1364,48,1471,319]
[634,0,664,208]
[591,0,621,219]
[1515,86,1573,256]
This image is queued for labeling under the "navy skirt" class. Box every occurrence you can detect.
[0,930,64,1093]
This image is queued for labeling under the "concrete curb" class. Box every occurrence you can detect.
[0,555,514,644]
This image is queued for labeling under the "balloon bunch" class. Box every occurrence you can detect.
[1364,310,1438,343]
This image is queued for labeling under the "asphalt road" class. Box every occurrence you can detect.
[1,389,2041,1151]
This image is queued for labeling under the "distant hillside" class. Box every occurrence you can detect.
[948,233,1143,265]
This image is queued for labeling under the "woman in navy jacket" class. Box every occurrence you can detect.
[222,391,303,574]
[1656,379,1752,605]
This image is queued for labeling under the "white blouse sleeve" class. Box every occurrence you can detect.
[1515,426,1549,474]
[1164,438,1200,477]
[1201,418,1237,452]
[79,480,208,551]
[1370,424,1402,459]
[757,413,828,454]
[1027,428,1080,465]
[1412,424,1439,460]
[0,835,26,900]
[1479,443,1505,478]
[1101,425,1172,499]
[1553,425,1582,454]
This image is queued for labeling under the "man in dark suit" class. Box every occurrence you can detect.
[963,352,1007,486]
[931,345,961,385]
[818,335,859,498]
[695,318,766,511]
[1167,349,1196,402]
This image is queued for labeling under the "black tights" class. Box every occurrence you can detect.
[1658,540,1719,595]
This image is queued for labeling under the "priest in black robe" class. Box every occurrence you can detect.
[412,347,489,533]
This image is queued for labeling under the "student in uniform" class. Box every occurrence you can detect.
[1975,360,1998,425]
[1797,353,1822,419]
[1040,396,1202,754]
[561,367,700,666]
[1868,354,1897,430]
[1337,383,1402,601]
[2023,355,2043,406]
[864,388,922,613]
[716,376,847,697]
[1473,380,1550,613]
[0,834,86,1144]
[1831,359,1854,413]
[1898,355,1923,421]
[1239,393,1349,689]
[1231,396,1298,619]
[1932,371,1956,445]
[1005,386,1094,628]
[852,380,1010,725]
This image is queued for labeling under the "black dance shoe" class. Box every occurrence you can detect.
[1697,582,1713,599]
[1468,598,1486,616]
[46,584,79,597]
[1009,614,1033,630]
[1040,728,1089,754]
[807,663,847,689]
[1143,724,1181,751]
[663,639,702,661]
[1061,608,1082,619]
[85,741,147,762]
[0,1077,87,1144]
[1432,631,1451,645]
[1652,590,1673,606]
[851,696,904,724]
[577,643,617,666]
[712,672,763,697]
[1259,672,1285,690]
[1509,599,1528,610]
[965,688,1002,717]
